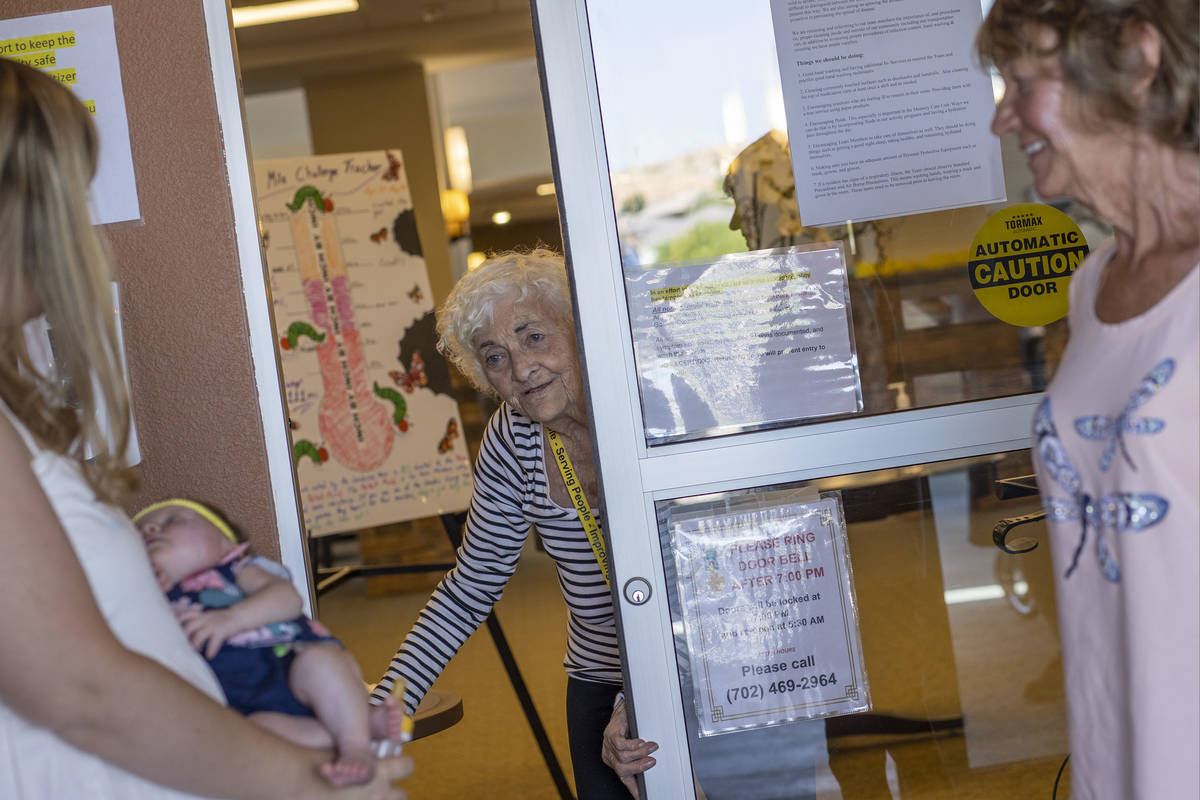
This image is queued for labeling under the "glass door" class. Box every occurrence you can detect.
[532,1,1089,796]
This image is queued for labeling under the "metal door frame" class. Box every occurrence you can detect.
[531,2,1038,794]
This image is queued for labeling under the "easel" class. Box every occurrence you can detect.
[312,511,576,800]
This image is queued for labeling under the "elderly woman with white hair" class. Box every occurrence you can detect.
[370,249,657,798]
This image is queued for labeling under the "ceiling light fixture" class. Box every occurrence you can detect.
[441,189,470,238]
[535,182,556,196]
[444,126,473,195]
[232,0,359,29]
[491,210,512,225]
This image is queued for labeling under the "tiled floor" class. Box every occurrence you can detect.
[319,539,576,800]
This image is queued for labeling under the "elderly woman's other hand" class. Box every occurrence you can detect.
[601,697,659,798]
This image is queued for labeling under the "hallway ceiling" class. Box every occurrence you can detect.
[232,0,559,227]
[233,0,537,92]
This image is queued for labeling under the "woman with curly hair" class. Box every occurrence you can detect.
[977,0,1198,795]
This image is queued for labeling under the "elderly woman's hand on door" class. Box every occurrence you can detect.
[601,696,659,798]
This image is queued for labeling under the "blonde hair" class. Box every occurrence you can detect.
[0,59,136,501]
[436,248,573,395]
[976,0,1198,151]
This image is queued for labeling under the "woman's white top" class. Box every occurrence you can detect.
[0,402,224,799]
[1033,244,1198,800]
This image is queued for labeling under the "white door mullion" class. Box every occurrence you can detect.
[638,397,1038,494]
[533,1,698,795]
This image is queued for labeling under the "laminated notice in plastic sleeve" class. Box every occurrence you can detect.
[626,244,862,444]
[666,490,870,737]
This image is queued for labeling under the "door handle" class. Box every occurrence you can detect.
[993,510,1046,554]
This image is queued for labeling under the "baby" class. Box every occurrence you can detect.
[134,499,410,786]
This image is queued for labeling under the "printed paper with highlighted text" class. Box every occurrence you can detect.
[1,7,139,224]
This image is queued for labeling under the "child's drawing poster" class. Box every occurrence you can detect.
[255,151,472,536]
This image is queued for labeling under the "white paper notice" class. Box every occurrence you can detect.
[769,0,1004,227]
[1,7,140,225]
[671,496,870,736]
[627,246,861,443]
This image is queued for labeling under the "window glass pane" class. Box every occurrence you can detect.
[586,0,1111,425]
[654,450,1066,798]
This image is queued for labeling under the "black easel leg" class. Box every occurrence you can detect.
[440,514,575,800]
[485,612,576,800]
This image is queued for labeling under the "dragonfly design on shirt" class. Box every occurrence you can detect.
[1073,358,1173,471]
[1035,399,1169,582]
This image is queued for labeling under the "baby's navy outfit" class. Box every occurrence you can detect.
[165,544,338,717]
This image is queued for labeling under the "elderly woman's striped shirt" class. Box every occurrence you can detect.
[370,403,623,712]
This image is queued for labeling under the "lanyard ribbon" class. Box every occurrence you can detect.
[546,429,609,585]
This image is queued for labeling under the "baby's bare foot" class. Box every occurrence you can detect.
[369,694,412,743]
[319,757,374,787]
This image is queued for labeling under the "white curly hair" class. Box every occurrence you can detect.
[436,248,574,395]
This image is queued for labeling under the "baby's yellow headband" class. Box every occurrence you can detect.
[133,499,238,543]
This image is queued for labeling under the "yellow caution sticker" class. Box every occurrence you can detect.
[968,203,1089,327]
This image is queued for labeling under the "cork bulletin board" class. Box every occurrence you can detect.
[5,0,296,566]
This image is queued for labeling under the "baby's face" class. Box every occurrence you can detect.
[136,506,230,589]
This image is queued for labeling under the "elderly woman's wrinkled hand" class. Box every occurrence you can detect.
[601,697,658,799]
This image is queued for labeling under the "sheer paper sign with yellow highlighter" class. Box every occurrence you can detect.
[626,245,862,444]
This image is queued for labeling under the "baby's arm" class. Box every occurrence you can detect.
[178,563,302,658]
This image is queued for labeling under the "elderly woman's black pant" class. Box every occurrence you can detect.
[567,677,631,799]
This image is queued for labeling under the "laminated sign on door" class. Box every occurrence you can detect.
[668,492,871,736]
